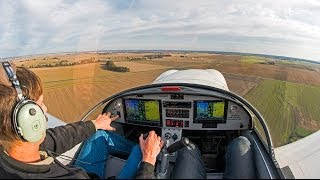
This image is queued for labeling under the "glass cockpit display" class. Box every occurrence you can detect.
[124,99,161,126]
[194,100,226,122]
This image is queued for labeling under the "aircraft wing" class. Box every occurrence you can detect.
[274,130,320,179]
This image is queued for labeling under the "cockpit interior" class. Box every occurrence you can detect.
[77,83,282,179]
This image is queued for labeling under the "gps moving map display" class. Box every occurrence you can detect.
[124,99,161,126]
[194,100,226,123]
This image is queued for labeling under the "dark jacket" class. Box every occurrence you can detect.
[135,162,155,179]
[0,121,155,179]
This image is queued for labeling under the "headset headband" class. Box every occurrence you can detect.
[1,61,23,101]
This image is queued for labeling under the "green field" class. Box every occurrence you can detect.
[245,79,320,147]
[239,56,267,64]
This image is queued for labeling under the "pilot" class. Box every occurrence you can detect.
[0,62,164,179]
[0,62,255,179]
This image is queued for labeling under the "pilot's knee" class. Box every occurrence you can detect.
[175,143,203,164]
[95,130,109,137]
[237,136,251,146]
[229,136,252,153]
[178,141,200,155]
[91,130,113,142]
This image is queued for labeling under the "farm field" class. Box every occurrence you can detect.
[239,56,267,64]
[31,63,169,122]
[30,61,263,121]
[245,79,320,147]
[223,73,262,96]
[14,52,320,147]
[142,56,320,87]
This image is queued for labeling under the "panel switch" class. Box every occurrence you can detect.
[172,133,178,141]
[116,111,121,118]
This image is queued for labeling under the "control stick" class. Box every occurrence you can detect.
[142,133,192,179]
[142,133,190,154]
[157,137,191,179]
[167,137,190,154]
[142,132,149,140]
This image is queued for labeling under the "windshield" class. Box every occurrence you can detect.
[1,0,320,147]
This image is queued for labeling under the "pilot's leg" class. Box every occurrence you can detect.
[223,136,255,179]
[171,144,207,179]
[106,130,136,157]
[74,130,138,178]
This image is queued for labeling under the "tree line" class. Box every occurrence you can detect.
[23,59,107,69]
[104,60,130,72]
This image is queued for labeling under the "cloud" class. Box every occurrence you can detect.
[0,0,319,61]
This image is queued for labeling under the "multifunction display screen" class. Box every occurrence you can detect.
[194,100,227,122]
[124,99,161,126]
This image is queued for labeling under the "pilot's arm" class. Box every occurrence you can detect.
[40,121,96,154]
[135,131,164,179]
[136,162,156,179]
[40,112,118,154]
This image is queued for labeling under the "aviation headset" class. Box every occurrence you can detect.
[1,61,47,143]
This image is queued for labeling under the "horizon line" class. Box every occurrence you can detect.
[1,49,319,64]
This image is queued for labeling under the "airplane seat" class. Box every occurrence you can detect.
[104,156,126,178]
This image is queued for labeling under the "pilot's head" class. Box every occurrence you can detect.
[0,63,46,151]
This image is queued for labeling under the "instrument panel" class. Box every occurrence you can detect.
[104,93,252,150]
[106,93,251,131]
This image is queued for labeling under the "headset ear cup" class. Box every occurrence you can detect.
[15,101,47,142]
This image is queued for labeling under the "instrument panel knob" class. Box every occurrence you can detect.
[230,105,238,114]
[164,133,171,139]
[114,101,122,109]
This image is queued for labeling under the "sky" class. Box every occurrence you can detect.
[0,0,319,61]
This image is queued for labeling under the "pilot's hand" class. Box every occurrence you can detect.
[91,112,118,131]
[139,131,164,166]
